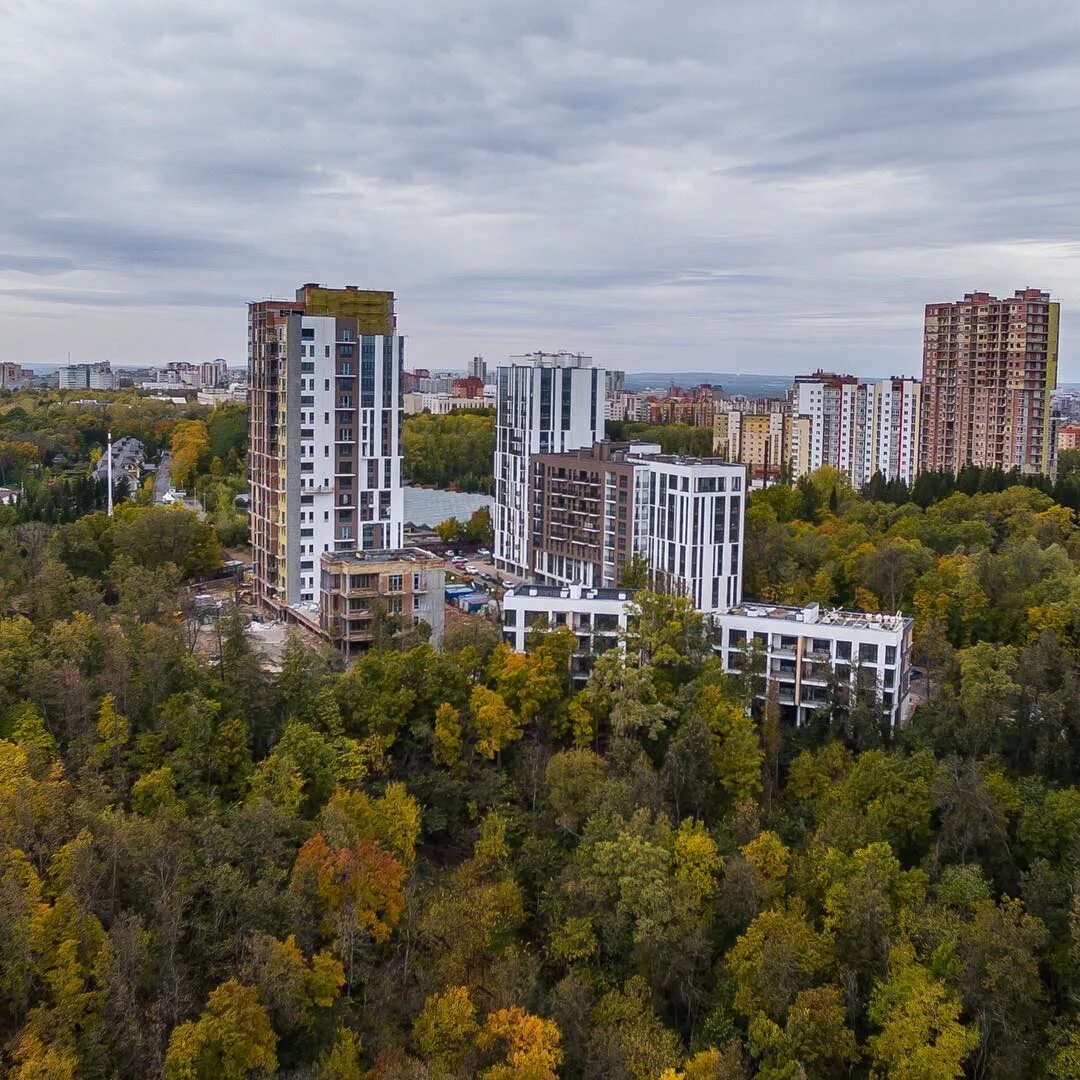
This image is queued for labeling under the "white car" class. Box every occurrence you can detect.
[465,564,479,574]
[477,548,491,557]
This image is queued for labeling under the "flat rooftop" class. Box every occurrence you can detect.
[321,547,443,566]
[725,602,911,632]
[628,453,743,468]
[505,582,636,602]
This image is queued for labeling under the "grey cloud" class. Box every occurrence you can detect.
[1,0,1079,374]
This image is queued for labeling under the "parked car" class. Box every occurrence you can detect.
[445,550,456,557]
[465,564,479,574]
[477,547,491,557]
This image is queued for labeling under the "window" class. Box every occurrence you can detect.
[388,596,403,614]
[885,645,897,665]
[301,328,315,340]
[836,640,852,661]
[388,574,403,592]
[859,642,878,664]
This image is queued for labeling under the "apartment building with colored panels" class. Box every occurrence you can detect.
[248,284,403,610]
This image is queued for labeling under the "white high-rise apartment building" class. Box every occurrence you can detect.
[494,352,605,576]
[791,372,859,478]
[249,285,403,610]
[633,454,746,612]
[853,377,922,488]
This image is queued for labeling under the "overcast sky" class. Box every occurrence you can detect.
[1,1,1079,375]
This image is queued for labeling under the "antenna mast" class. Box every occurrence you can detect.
[106,430,113,517]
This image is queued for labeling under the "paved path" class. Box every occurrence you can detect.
[154,451,172,502]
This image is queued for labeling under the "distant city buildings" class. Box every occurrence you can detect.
[606,389,646,422]
[403,391,493,415]
[57,362,117,390]
[645,384,722,426]
[493,351,605,577]
[196,385,249,407]
[142,359,228,391]
[921,289,1059,475]
[452,376,485,399]
[404,370,458,394]
[248,283,403,611]
[713,406,790,483]
[0,362,32,389]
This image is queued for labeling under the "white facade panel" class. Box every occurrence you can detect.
[494,356,605,576]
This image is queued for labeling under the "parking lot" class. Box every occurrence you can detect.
[444,550,523,593]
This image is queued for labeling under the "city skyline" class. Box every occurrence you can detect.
[1,3,1079,375]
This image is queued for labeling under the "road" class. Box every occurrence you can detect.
[154,451,172,503]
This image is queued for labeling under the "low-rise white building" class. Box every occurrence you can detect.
[714,601,913,729]
[502,583,634,682]
[502,587,913,727]
[403,392,492,416]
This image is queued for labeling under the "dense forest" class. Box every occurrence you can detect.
[9,389,1080,1075]
[403,411,496,494]
[5,460,1080,1077]
[0,391,247,535]
[605,422,715,457]
[401,414,720,495]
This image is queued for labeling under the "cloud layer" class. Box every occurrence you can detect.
[2,0,1079,374]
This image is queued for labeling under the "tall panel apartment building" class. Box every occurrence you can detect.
[494,352,605,576]
[248,284,403,610]
[853,378,921,488]
[922,289,1060,474]
[790,373,860,477]
[642,456,746,612]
